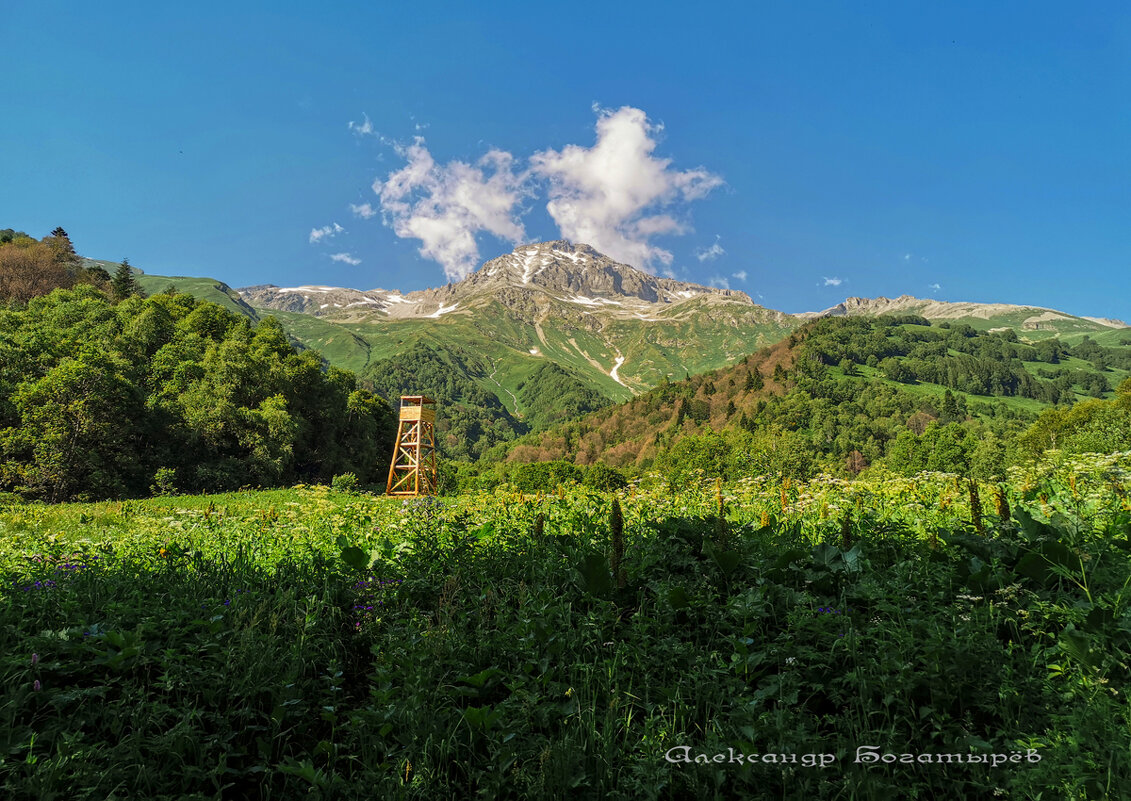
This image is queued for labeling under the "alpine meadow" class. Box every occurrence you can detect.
[3,4,1131,799]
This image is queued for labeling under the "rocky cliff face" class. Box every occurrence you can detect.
[437,240,752,305]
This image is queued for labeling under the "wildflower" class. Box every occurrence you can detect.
[33,680,41,692]
[30,653,38,666]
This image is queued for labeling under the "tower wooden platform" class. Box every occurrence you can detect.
[386,395,438,496]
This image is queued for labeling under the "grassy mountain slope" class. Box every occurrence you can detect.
[245,286,794,424]
[102,263,261,320]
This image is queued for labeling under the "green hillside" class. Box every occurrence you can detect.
[248,295,793,435]
[135,273,260,320]
[78,259,262,320]
[479,315,1131,483]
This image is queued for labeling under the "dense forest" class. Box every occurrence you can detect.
[514,362,610,430]
[800,315,1129,401]
[0,284,394,502]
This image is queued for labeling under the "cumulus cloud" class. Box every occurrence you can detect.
[366,105,721,279]
[374,138,527,281]
[929,282,941,291]
[310,223,343,244]
[732,270,747,282]
[330,252,362,265]
[349,113,375,136]
[823,277,843,287]
[708,276,730,290]
[529,106,723,271]
[696,237,726,262]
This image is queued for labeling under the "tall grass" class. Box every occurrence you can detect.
[1,460,1129,799]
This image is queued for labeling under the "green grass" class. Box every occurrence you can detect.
[2,461,1130,799]
[264,311,374,373]
[135,275,259,319]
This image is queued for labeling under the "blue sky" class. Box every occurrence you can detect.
[2,1,1128,319]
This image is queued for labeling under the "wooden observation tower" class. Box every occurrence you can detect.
[385,396,438,496]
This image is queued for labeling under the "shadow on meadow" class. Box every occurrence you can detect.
[1,494,1130,800]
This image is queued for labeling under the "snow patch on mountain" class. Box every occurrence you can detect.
[610,355,626,387]
[428,303,459,318]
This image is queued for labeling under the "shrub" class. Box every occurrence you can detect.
[331,472,359,493]
[150,467,177,496]
[583,462,628,491]
[509,460,582,492]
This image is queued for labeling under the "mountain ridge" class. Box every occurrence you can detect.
[799,294,1128,330]
[237,240,757,321]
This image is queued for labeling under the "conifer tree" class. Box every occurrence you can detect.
[112,258,143,301]
[45,227,81,271]
[941,390,960,422]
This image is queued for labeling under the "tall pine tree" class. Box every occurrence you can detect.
[112,258,143,302]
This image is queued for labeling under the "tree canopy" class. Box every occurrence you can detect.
[0,286,395,501]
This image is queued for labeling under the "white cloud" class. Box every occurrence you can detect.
[929,282,941,291]
[349,113,375,136]
[696,236,726,262]
[903,253,912,261]
[369,105,721,280]
[310,223,344,244]
[708,276,730,290]
[330,252,362,265]
[375,138,528,281]
[823,277,843,287]
[529,105,723,272]
[731,270,747,282]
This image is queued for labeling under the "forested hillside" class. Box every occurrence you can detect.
[361,343,525,461]
[360,342,611,461]
[479,316,1131,487]
[803,315,1130,401]
[0,285,394,501]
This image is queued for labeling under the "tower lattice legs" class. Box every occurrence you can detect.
[386,396,438,496]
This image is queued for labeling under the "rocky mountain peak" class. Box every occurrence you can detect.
[447,240,752,306]
[238,241,759,319]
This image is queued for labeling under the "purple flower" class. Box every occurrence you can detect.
[33,680,41,692]
[30,653,38,666]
